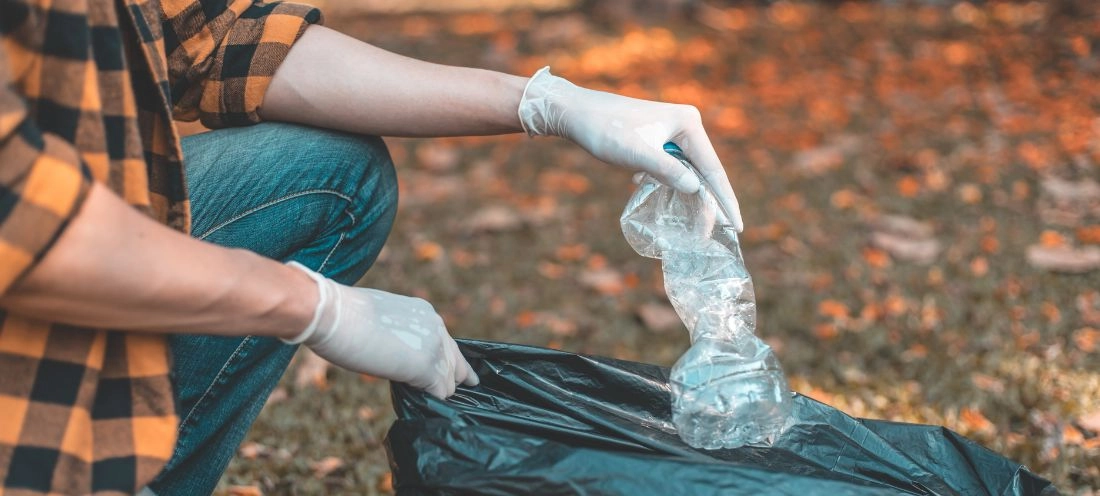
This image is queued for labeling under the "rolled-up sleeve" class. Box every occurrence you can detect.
[162,0,322,128]
[0,54,92,295]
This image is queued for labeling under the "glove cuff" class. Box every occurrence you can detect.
[517,65,554,137]
[282,261,330,345]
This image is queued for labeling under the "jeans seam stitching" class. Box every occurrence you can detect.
[318,231,345,272]
[197,189,355,240]
[175,337,253,440]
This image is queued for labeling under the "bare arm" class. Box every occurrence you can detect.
[259,25,527,137]
[0,183,314,339]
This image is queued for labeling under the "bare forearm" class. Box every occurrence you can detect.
[0,183,314,339]
[260,25,527,137]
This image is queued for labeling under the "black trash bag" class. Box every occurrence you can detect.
[385,340,1057,496]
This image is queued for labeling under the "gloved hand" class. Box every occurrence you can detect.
[517,67,744,231]
[284,262,478,399]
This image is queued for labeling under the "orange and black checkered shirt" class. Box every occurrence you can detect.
[0,0,321,491]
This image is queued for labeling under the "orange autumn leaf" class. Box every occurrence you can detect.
[623,272,640,289]
[980,235,1000,254]
[227,486,263,496]
[884,295,909,316]
[960,407,995,434]
[1072,327,1099,353]
[818,299,850,320]
[1039,230,1068,248]
[414,241,443,261]
[538,261,566,280]
[862,247,891,268]
[1077,225,1100,245]
[1063,425,1085,446]
[555,243,589,262]
[830,189,858,209]
[970,256,989,277]
[587,253,608,270]
[1041,301,1061,324]
[377,472,394,492]
[813,323,839,340]
[897,176,921,197]
[310,456,345,478]
[957,183,983,204]
[860,302,883,323]
[1016,330,1041,350]
[515,311,538,328]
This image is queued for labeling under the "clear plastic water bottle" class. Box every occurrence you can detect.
[621,143,792,449]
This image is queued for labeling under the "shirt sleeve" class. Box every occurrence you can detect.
[161,0,323,128]
[0,50,93,296]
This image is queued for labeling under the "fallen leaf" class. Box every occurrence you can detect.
[1063,424,1085,445]
[1078,291,1100,325]
[1026,245,1100,273]
[264,387,287,407]
[1039,230,1068,248]
[310,456,345,478]
[830,189,859,209]
[1077,225,1100,245]
[378,472,394,492]
[515,310,538,328]
[817,299,850,320]
[1080,410,1100,434]
[871,232,941,264]
[1072,327,1098,353]
[813,323,839,340]
[538,170,591,194]
[294,348,330,390]
[635,303,682,333]
[543,314,578,336]
[555,243,589,262]
[537,261,566,279]
[238,442,269,460]
[578,268,625,296]
[414,241,444,262]
[971,373,1006,394]
[227,485,263,496]
[414,142,459,172]
[793,145,844,175]
[1041,176,1100,203]
[862,246,891,268]
[960,407,995,434]
[896,175,920,197]
[872,214,935,238]
[970,256,989,277]
[463,205,523,233]
[957,183,983,204]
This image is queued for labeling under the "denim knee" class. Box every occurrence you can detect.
[293,130,398,285]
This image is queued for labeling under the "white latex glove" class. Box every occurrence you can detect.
[518,66,744,231]
[284,262,478,399]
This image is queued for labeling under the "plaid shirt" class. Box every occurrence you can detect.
[0,0,320,491]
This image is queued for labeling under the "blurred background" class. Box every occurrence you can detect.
[206,0,1100,494]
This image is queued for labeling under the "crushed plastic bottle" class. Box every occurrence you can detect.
[620,143,793,449]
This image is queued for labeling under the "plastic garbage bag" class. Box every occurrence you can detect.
[385,339,1057,496]
[620,143,791,448]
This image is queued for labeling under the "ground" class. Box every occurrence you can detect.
[214,1,1100,494]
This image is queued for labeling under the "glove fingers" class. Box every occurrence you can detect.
[462,361,480,387]
[426,381,448,399]
[447,338,469,386]
[679,133,744,231]
[638,145,700,194]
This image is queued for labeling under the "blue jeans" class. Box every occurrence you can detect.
[145,123,398,495]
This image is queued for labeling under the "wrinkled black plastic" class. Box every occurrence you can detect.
[385,340,1057,496]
